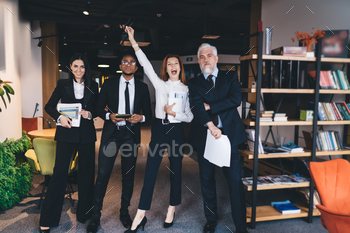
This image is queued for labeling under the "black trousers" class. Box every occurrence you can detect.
[92,127,137,219]
[197,145,247,232]
[40,141,95,227]
[138,120,184,210]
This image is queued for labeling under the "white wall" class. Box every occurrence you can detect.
[261,0,350,156]
[20,20,42,118]
[0,0,22,141]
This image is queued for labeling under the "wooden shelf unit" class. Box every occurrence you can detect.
[246,204,321,223]
[240,34,350,228]
[240,149,350,159]
[240,54,350,63]
[241,88,350,94]
[244,183,310,191]
[242,119,350,126]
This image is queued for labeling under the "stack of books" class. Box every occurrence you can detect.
[271,200,301,214]
[279,141,304,153]
[303,130,344,151]
[273,113,288,121]
[251,110,274,122]
[308,70,350,90]
[245,129,264,154]
[242,174,309,187]
[317,102,350,121]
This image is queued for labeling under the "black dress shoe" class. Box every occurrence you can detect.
[77,217,87,224]
[163,212,175,228]
[39,228,50,233]
[124,216,147,233]
[203,221,217,233]
[120,212,132,229]
[86,218,100,233]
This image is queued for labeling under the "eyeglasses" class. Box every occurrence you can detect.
[122,61,137,66]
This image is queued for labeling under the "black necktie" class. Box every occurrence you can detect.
[125,82,131,126]
[207,75,218,126]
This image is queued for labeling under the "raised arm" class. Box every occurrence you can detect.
[125,26,163,89]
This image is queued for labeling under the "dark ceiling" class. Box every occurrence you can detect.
[20,0,251,75]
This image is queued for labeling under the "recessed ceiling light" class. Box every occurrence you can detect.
[239,33,245,36]
[59,69,62,72]
[104,24,110,28]
[116,70,122,73]
[202,35,220,39]
[157,13,162,17]
[83,1,91,15]
[98,64,109,68]
[58,64,61,66]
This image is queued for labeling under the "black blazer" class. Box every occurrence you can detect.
[188,70,247,152]
[45,79,99,144]
[96,77,152,145]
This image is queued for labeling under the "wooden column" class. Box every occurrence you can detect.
[41,22,59,128]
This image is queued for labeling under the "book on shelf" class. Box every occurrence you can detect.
[308,70,350,90]
[271,46,307,56]
[273,116,288,121]
[274,113,286,117]
[297,188,321,209]
[242,174,309,187]
[315,101,350,121]
[245,129,264,154]
[279,141,304,153]
[263,146,289,155]
[303,130,344,151]
[271,200,301,214]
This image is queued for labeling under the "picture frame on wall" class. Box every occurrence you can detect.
[322,29,349,58]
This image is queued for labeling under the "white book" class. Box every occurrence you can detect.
[245,129,264,154]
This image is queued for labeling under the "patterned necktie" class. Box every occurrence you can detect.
[207,75,218,126]
[125,82,131,127]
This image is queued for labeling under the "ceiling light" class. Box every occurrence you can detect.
[104,36,107,45]
[83,1,91,15]
[58,64,61,66]
[157,13,162,17]
[63,37,67,45]
[239,33,245,36]
[37,39,42,47]
[116,70,122,73]
[104,24,110,28]
[59,69,62,72]
[202,35,220,39]
[98,64,109,68]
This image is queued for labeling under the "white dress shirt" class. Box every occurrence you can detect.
[135,49,193,123]
[73,80,84,99]
[106,75,145,126]
[203,67,223,128]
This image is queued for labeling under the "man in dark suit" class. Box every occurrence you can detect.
[87,54,152,233]
[188,43,248,233]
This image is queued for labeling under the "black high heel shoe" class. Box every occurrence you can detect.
[164,212,175,228]
[39,227,50,233]
[124,216,147,233]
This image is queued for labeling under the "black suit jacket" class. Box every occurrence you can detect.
[96,77,152,145]
[45,79,99,144]
[188,70,247,153]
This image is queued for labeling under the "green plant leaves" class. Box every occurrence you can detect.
[0,80,14,111]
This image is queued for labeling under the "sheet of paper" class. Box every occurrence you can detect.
[203,129,231,167]
[56,103,82,127]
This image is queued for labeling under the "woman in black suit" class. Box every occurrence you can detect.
[39,53,98,233]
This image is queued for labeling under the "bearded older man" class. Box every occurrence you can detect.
[188,43,248,233]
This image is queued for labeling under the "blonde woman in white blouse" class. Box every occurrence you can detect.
[125,27,193,233]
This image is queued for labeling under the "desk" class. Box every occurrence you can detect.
[28,128,56,139]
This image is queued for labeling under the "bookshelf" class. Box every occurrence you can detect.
[240,32,350,228]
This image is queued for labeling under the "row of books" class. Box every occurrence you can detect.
[279,141,305,153]
[271,200,301,214]
[317,102,350,121]
[308,70,350,90]
[250,110,288,122]
[242,174,309,187]
[303,130,344,151]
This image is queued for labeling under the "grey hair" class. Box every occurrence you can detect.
[197,43,218,58]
